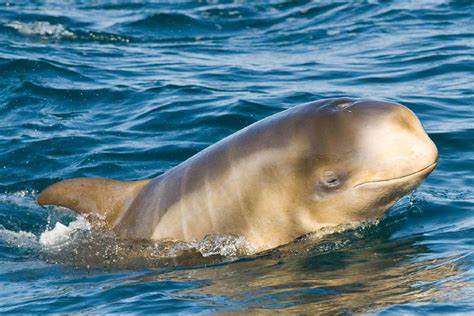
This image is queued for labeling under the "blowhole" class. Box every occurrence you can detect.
[334,102,353,111]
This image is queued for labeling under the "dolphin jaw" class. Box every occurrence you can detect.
[352,162,437,190]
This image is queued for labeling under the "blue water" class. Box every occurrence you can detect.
[0,0,473,313]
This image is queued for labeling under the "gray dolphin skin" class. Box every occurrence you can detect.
[38,98,438,251]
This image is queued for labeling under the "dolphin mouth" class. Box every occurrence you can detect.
[353,162,437,189]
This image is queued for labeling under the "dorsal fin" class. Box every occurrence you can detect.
[38,178,150,227]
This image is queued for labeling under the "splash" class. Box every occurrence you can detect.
[166,234,256,258]
[0,210,255,268]
[39,216,91,249]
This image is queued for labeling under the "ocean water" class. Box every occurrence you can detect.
[0,0,473,313]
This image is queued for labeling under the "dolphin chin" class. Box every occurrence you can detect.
[38,98,439,252]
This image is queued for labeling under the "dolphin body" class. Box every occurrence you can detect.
[38,98,438,251]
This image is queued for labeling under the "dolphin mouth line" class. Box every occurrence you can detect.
[353,162,437,189]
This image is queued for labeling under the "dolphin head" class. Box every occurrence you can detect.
[303,98,438,225]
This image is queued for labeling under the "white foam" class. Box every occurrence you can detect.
[0,225,38,249]
[39,217,90,249]
[5,21,75,38]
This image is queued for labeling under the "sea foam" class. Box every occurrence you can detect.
[5,21,75,38]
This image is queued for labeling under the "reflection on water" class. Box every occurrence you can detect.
[147,234,465,313]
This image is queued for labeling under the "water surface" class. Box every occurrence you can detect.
[0,0,473,314]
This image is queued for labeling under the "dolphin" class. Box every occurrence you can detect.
[38,98,438,251]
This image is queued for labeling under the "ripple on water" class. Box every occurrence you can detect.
[0,0,473,314]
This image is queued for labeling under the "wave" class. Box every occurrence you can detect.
[5,21,74,38]
[3,21,133,43]
[0,58,90,85]
[122,12,226,40]
[11,81,129,103]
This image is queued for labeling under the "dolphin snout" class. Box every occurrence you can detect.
[350,101,438,189]
[393,105,439,171]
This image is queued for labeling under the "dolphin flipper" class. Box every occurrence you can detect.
[38,178,149,227]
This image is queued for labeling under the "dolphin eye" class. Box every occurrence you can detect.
[322,172,340,188]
